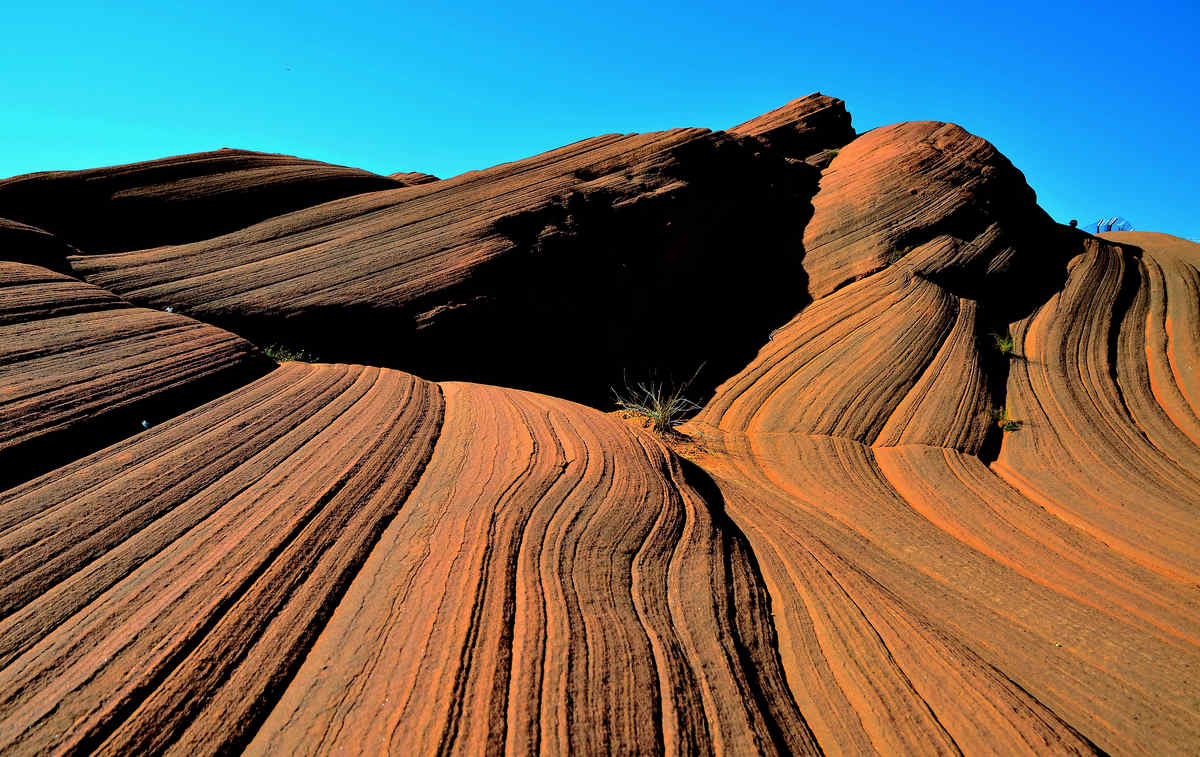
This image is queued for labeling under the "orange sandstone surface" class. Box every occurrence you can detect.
[0,94,1196,755]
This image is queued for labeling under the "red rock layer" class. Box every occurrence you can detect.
[0,364,818,756]
[996,234,1200,584]
[729,92,855,162]
[686,119,1200,753]
[1,103,1198,756]
[696,268,994,453]
[801,121,1054,300]
[249,379,815,755]
[0,364,444,755]
[0,261,266,487]
[66,126,829,405]
[0,149,403,253]
[1100,231,1200,455]
[388,171,439,185]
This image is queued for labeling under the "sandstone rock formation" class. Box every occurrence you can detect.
[0,260,267,489]
[0,219,76,272]
[729,92,855,164]
[0,94,1196,756]
[58,117,855,405]
[388,170,439,185]
[0,149,403,253]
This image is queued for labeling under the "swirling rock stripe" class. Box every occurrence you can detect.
[685,432,1108,755]
[249,380,816,756]
[697,267,993,454]
[683,230,1200,753]
[0,364,443,755]
[0,261,262,463]
[0,367,821,755]
[996,237,1200,583]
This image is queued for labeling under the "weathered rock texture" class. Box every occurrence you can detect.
[686,138,1200,754]
[0,95,1197,756]
[0,363,819,756]
[61,125,851,405]
[0,149,403,253]
[800,121,1056,301]
[0,260,268,489]
[388,170,440,185]
[729,92,856,164]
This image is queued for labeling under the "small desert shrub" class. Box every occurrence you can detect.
[828,149,840,158]
[987,406,1023,432]
[991,332,1017,357]
[263,344,318,362]
[613,368,702,435]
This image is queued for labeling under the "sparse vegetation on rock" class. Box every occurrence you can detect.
[988,406,1023,432]
[613,368,702,434]
[992,331,1017,357]
[0,93,1196,757]
[263,344,319,362]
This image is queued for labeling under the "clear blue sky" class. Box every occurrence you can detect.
[3,0,1197,239]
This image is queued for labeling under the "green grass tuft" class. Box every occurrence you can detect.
[262,344,319,363]
[991,332,1017,357]
[612,366,703,435]
[987,406,1023,432]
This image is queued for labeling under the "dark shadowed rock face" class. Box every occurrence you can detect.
[0,218,76,273]
[0,149,403,253]
[65,128,832,407]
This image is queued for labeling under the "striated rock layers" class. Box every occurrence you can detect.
[0,93,1196,755]
[0,149,405,254]
[59,95,854,405]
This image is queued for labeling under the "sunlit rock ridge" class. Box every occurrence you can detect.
[0,93,1196,755]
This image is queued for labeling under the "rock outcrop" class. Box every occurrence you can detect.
[63,128,832,406]
[729,92,855,164]
[0,259,268,489]
[0,95,1197,756]
[684,125,1200,753]
[0,149,403,253]
[388,170,440,185]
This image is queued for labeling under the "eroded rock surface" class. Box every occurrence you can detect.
[0,149,403,253]
[0,260,267,488]
[0,363,818,756]
[729,92,856,163]
[801,121,1055,301]
[58,128,830,405]
[685,130,1200,753]
[1,96,1197,756]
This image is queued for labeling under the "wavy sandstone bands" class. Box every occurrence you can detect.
[0,261,268,487]
[0,149,405,254]
[0,95,1197,755]
[685,121,1200,755]
[0,362,819,756]
[61,113,847,404]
